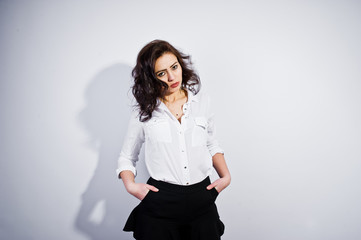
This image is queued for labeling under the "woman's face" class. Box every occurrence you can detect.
[154,52,183,95]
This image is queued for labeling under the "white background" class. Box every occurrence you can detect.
[1,0,361,239]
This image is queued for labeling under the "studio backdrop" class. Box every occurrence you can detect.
[1,1,361,240]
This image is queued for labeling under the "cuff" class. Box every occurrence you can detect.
[209,146,225,157]
[116,165,137,179]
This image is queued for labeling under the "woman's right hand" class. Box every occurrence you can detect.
[125,182,159,200]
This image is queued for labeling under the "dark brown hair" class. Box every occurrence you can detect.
[132,40,201,122]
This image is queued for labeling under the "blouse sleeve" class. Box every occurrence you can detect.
[116,110,145,178]
[205,94,225,156]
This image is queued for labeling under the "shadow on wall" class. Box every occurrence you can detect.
[74,63,149,240]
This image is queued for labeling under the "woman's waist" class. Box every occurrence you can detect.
[146,175,211,193]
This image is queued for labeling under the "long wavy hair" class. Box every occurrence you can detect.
[132,40,201,122]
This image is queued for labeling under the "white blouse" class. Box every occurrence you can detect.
[116,90,224,185]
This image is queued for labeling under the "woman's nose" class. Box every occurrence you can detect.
[167,71,175,82]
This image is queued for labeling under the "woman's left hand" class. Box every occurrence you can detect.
[206,175,231,193]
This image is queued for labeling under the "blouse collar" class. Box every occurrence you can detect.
[157,89,199,112]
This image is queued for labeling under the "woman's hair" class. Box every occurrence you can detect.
[132,39,201,122]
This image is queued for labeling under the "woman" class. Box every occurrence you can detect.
[117,40,231,240]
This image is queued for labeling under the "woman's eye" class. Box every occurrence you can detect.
[157,72,165,77]
[172,64,178,70]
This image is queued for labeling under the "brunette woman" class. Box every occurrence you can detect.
[117,39,231,240]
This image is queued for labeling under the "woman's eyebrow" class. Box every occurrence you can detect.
[155,61,178,73]
[170,61,178,67]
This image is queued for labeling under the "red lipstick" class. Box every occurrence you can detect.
[170,82,179,88]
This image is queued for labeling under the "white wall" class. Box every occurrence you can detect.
[1,0,361,239]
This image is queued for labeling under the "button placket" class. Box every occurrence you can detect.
[182,103,189,121]
[178,124,190,184]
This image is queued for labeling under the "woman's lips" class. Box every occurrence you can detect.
[170,82,179,88]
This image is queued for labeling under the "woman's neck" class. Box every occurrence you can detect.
[162,89,186,104]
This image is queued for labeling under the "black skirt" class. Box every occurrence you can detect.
[123,176,225,240]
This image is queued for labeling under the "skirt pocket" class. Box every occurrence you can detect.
[142,190,153,202]
[210,187,219,201]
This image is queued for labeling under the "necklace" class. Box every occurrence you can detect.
[163,100,184,119]
[161,90,186,119]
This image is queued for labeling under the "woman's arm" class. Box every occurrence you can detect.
[116,111,144,178]
[207,153,231,193]
[117,111,158,200]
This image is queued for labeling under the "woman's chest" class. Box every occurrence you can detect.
[143,113,208,147]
